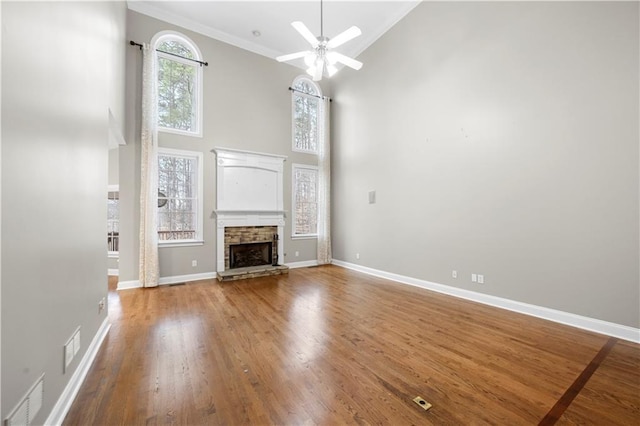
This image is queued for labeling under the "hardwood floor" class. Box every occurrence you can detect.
[65,266,639,425]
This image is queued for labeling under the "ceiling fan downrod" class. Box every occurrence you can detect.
[320,0,324,38]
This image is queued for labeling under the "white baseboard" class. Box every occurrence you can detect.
[45,318,111,425]
[107,268,119,276]
[331,260,640,343]
[158,272,216,285]
[285,260,319,269]
[118,272,217,290]
[116,279,141,290]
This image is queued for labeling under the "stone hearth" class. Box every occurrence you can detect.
[217,265,289,282]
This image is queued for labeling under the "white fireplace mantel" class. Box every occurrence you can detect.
[212,148,287,272]
[214,210,286,228]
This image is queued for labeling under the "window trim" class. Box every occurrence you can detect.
[151,31,204,138]
[107,184,119,257]
[291,76,322,155]
[157,147,204,247]
[291,163,319,239]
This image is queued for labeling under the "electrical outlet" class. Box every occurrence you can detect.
[413,396,432,411]
[295,251,299,257]
[98,297,106,313]
[472,274,477,282]
[192,260,197,267]
[356,253,360,260]
[478,274,484,284]
[452,270,457,278]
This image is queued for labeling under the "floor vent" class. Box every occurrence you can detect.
[5,374,44,426]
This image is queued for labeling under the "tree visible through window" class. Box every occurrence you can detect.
[154,32,202,136]
[292,77,321,154]
[158,149,203,243]
[292,164,318,237]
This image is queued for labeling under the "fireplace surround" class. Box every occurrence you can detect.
[212,148,288,280]
[224,225,278,270]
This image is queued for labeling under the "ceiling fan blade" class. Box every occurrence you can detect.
[276,51,311,62]
[312,63,323,81]
[327,26,362,49]
[291,21,319,48]
[328,52,363,71]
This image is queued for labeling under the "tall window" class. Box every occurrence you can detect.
[153,31,203,137]
[158,148,204,245]
[107,187,119,254]
[292,164,318,237]
[292,77,322,154]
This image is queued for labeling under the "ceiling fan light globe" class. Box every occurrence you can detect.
[313,62,323,81]
[306,67,316,77]
[327,64,338,77]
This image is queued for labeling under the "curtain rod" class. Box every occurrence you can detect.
[129,40,209,67]
[288,87,332,102]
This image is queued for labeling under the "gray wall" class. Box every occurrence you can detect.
[1,1,126,422]
[120,11,330,283]
[331,2,639,328]
[108,149,119,185]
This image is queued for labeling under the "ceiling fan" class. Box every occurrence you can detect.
[276,0,363,81]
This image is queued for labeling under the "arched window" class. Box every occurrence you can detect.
[152,31,203,137]
[292,76,323,154]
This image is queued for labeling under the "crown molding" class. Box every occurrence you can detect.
[350,1,421,58]
[127,1,283,60]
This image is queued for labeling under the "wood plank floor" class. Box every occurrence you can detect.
[64,266,639,425]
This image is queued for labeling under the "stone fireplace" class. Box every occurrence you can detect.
[212,148,288,281]
[224,226,277,269]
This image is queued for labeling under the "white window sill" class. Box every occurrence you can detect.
[159,240,204,248]
[291,234,317,240]
[292,147,318,156]
[159,127,202,138]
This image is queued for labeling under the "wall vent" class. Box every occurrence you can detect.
[4,374,44,426]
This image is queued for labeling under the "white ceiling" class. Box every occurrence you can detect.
[127,1,421,69]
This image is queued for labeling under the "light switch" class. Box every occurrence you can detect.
[368,190,376,204]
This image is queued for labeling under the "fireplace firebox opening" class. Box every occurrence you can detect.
[229,241,273,269]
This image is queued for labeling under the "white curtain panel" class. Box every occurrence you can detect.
[139,43,160,287]
[317,97,332,265]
